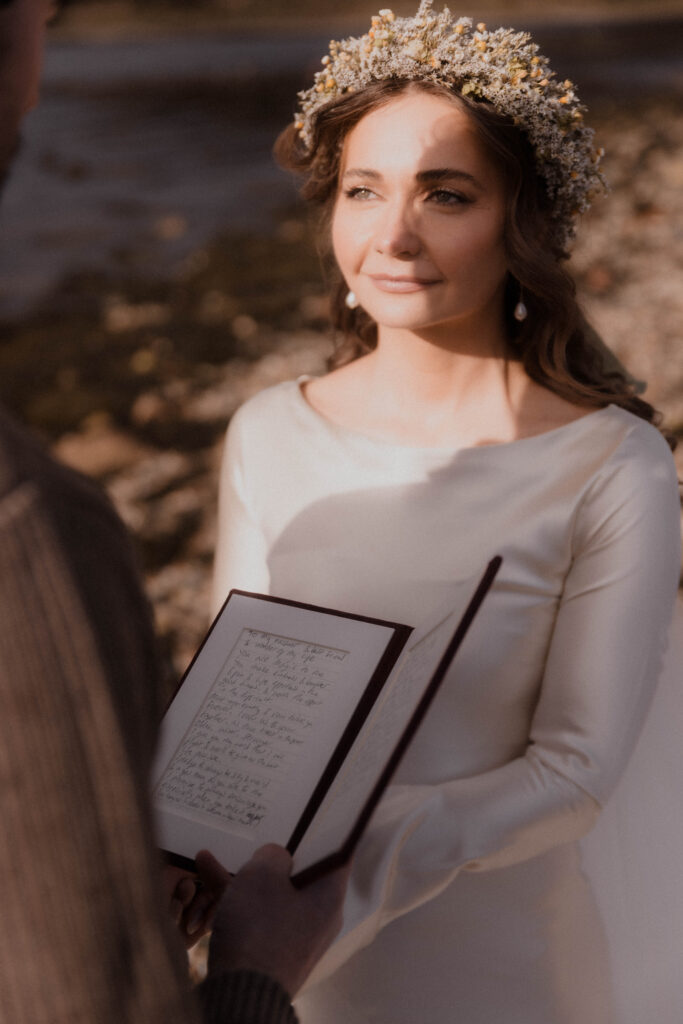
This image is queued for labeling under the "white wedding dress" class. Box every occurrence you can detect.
[212,379,683,1024]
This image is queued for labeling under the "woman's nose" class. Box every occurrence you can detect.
[375,202,421,259]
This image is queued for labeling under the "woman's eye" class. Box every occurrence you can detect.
[344,186,376,200]
[427,189,471,207]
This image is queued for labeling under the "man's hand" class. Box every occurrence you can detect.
[196,845,349,997]
[162,858,230,948]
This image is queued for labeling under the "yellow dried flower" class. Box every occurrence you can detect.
[294,3,607,249]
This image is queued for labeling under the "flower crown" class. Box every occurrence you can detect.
[294,1,606,247]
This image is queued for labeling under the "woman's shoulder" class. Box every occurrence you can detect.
[596,405,676,471]
[227,378,310,435]
[576,405,680,528]
[514,377,672,462]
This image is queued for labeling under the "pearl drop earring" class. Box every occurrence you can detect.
[513,298,528,322]
[345,290,359,310]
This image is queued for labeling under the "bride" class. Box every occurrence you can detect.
[212,5,682,1021]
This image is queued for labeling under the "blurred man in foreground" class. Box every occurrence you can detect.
[0,2,346,1021]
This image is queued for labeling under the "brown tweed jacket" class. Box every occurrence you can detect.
[0,406,295,1024]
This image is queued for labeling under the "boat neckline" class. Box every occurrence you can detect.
[292,376,619,456]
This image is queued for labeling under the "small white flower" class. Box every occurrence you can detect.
[405,38,427,60]
[293,0,606,247]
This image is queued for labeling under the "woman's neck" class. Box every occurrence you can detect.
[304,318,592,449]
[364,309,526,429]
[360,339,524,446]
[372,321,514,400]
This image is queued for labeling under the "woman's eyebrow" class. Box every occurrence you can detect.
[340,167,483,189]
[416,168,483,189]
[341,168,383,181]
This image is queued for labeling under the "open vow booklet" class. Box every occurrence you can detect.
[153,556,502,886]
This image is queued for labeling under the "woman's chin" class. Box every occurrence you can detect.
[358,299,444,333]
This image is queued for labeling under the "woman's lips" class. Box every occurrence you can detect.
[367,274,441,293]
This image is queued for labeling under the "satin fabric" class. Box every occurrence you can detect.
[213,379,682,1023]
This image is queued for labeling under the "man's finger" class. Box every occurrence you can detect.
[248,844,294,873]
[194,849,232,887]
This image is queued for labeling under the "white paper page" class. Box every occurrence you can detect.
[293,604,460,870]
[156,628,349,827]
[152,593,402,869]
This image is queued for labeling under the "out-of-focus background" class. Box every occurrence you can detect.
[1,0,682,689]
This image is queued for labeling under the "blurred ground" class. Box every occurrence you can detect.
[1,12,681,687]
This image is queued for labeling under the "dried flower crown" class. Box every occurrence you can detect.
[294,1,606,246]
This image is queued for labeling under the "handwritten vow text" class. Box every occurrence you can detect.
[157,629,348,831]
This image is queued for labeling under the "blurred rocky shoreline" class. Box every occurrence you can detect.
[1,82,682,689]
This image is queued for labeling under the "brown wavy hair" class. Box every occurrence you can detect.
[274,78,673,447]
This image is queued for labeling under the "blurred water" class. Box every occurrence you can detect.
[0,88,297,316]
[0,35,322,316]
[0,19,681,318]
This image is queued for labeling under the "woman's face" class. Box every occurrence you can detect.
[331,89,508,340]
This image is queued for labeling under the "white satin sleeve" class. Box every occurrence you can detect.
[309,428,681,983]
[211,410,270,614]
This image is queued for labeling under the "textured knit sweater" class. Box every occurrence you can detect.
[0,404,296,1024]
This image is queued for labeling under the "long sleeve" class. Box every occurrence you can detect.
[307,425,681,981]
[198,971,298,1024]
[1,409,315,1024]
[0,482,201,1022]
